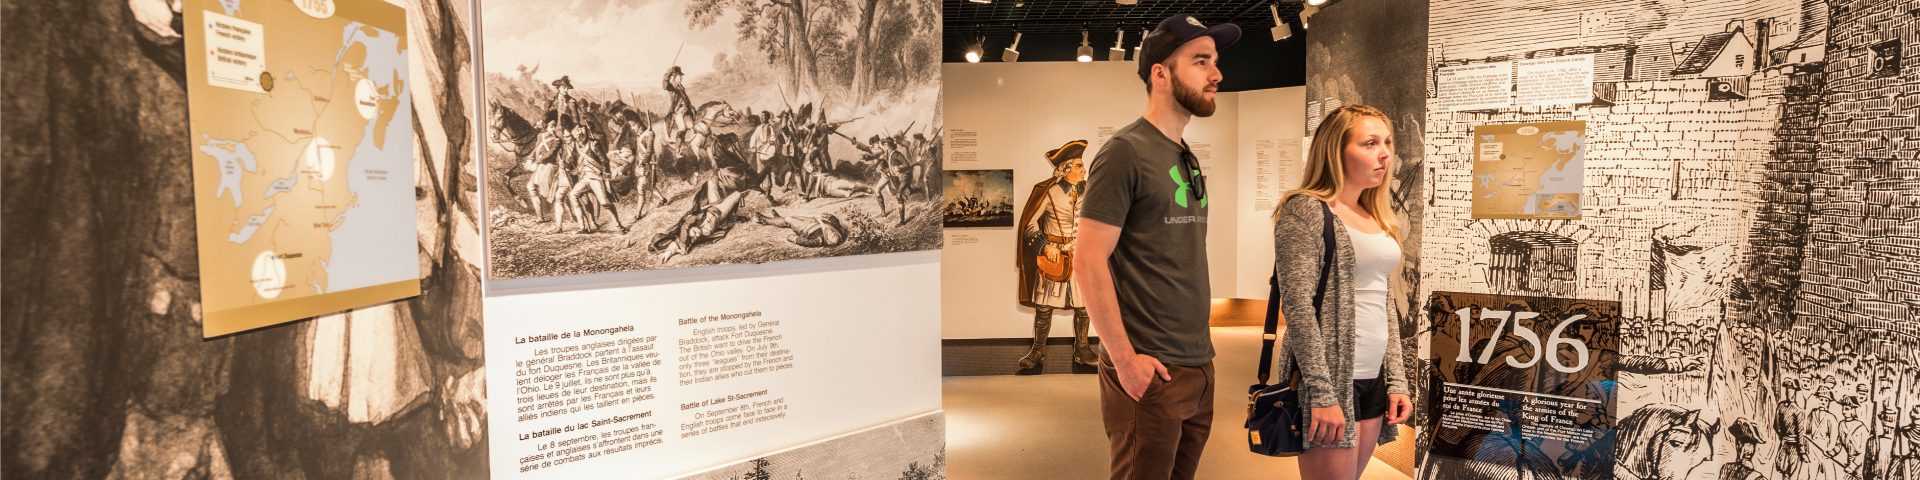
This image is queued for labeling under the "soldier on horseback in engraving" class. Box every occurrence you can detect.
[663,66,695,146]
[549,75,582,134]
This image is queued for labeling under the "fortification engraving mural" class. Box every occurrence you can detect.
[1414,1,1920,479]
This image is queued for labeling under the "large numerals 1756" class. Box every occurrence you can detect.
[1452,308,1590,374]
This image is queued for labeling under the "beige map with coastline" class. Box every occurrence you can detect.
[187,0,417,336]
[1471,121,1586,219]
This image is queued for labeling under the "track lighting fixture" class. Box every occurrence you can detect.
[966,25,984,63]
[1270,4,1293,40]
[1133,27,1147,61]
[1108,29,1126,61]
[1002,30,1022,62]
[1077,27,1093,62]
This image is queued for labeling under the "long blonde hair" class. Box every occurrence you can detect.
[1275,104,1399,240]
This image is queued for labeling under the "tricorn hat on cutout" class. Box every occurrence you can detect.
[1046,140,1089,167]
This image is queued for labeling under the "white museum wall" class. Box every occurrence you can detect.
[1232,87,1307,300]
[481,253,943,479]
[941,62,1278,340]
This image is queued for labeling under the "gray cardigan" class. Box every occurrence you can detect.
[1272,195,1409,448]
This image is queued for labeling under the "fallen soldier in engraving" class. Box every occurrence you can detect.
[811,172,876,198]
[754,209,847,247]
[650,173,754,261]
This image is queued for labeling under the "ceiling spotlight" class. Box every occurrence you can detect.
[1002,31,1022,62]
[1305,0,1328,5]
[1077,28,1094,62]
[1301,4,1319,29]
[969,0,990,4]
[966,28,984,63]
[1270,4,1293,40]
[1133,27,1147,61]
[1115,0,1137,4]
[1108,29,1127,61]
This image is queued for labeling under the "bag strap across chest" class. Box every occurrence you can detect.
[1256,200,1337,386]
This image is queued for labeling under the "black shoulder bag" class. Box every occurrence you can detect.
[1246,201,1336,457]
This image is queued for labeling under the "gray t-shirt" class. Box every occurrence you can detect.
[1079,117,1214,367]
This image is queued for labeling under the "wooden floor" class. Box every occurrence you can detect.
[943,326,1414,480]
[1209,298,1272,327]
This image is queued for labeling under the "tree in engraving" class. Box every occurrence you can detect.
[741,458,773,480]
[686,0,935,106]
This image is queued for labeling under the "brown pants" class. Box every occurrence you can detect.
[1099,356,1215,480]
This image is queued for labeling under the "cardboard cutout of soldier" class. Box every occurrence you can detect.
[1015,140,1094,369]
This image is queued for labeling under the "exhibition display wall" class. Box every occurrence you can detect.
[940,62,1305,342]
[1232,87,1309,301]
[1295,0,1920,479]
[473,0,946,475]
[2,0,946,478]
[2,0,491,478]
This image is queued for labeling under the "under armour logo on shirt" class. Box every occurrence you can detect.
[1169,166,1207,208]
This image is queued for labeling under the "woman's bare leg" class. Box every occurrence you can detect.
[1299,439,1358,480]
[1353,417,1384,480]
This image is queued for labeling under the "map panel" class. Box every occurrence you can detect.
[1471,121,1586,219]
[186,0,419,337]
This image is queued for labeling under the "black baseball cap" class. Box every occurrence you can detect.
[1137,14,1241,83]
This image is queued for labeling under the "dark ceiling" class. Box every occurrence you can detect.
[940,0,1314,91]
[943,0,1306,36]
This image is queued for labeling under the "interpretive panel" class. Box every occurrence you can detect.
[1515,55,1596,107]
[185,0,421,336]
[1425,291,1619,479]
[1436,62,1513,112]
[485,255,941,479]
[1470,121,1585,219]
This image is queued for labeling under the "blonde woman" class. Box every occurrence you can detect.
[1272,104,1414,479]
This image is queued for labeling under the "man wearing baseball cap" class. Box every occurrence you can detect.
[1075,13,1238,480]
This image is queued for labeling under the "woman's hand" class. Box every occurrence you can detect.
[1310,405,1346,445]
[1386,393,1413,425]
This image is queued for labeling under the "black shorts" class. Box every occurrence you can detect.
[1353,376,1387,420]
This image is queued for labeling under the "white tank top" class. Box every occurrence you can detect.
[1346,223,1399,379]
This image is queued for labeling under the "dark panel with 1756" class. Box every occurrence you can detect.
[1423,292,1621,480]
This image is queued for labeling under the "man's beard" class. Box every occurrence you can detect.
[1172,73,1218,117]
